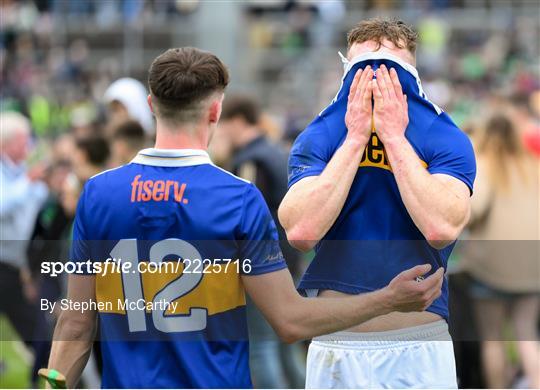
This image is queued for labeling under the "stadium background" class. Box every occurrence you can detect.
[1,0,539,388]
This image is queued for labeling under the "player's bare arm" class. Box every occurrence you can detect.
[373,65,471,249]
[47,275,97,388]
[278,67,373,252]
[242,264,443,343]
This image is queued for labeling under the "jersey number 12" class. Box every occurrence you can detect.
[110,238,207,333]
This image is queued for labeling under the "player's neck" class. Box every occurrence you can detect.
[154,122,209,151]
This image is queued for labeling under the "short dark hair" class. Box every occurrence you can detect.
[112,120,147,149]
[75,136,110,166]
[148,47,229,124]
[221,95,261,125]
[347,18,418,54]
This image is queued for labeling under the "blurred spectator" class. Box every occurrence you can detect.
[0,111,49,386]
[52,133,76,163]
[25,159,74,389]
[72,135,111,183]
[511,93,540,158]
[220,95,302,274]
[464,114,540,389]
[417,15,449,75]
[109,120,148,167]
[220,95,305,388]
[28,159,74,298]
[103,78,154,136]
[60,171,82,218]
[258,112,283,142]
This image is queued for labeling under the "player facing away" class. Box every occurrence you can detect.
[279,18,476,389]
[45,47,444,389]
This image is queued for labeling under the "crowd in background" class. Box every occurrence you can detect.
[1,0,539,388]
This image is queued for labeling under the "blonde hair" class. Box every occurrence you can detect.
[347,18,418,54]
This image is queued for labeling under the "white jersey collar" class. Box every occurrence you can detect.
[339,51,420,81]
[131,148,212,167]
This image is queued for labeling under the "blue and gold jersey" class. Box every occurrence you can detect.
[288,53,476,320]
[71,148,286,388]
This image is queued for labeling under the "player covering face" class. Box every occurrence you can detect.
[45,46,443,389]
[279,18,475,389]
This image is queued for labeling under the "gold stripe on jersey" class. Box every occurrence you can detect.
[95,261,246,316]
[359,130,427,171]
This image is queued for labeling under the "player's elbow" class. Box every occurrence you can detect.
[271,305,307,343]
[426,205,470,249]
[425,223,460,249]
[274,321,304,344]
[285,225,318,253]
[279,200,319,253]
[426,209,469,249]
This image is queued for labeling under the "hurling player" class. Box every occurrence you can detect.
[279,18,476,388]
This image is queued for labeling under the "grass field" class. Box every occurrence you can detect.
[0,316,32,388]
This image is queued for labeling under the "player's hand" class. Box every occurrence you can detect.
[373,65,409,144]
[385,264,444,312]
[344,66,373,145]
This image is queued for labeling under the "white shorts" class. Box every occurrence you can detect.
[306,320,457,389]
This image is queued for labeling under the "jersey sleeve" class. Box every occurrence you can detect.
[287,117,332,188]
[237,184,287,276]
[425,113,477,194]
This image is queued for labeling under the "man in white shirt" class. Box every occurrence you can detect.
[0,111,49,385]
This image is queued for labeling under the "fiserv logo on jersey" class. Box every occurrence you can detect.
[130,174,189,204]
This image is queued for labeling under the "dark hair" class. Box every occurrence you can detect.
[221,95,261,125]
[75,136,110,166]
[347,18,418,54]
[112,120,146,149]
[148,47,229,124]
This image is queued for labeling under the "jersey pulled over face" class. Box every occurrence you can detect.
[71,149,286,388]
[288,52,476,320]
